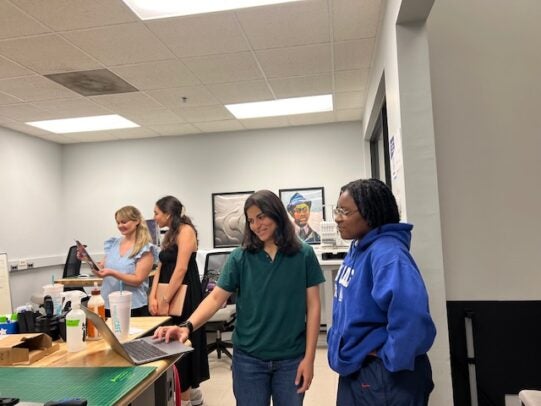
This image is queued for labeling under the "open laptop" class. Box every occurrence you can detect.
[82,306,193,365]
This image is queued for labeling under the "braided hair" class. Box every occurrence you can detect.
[242,190,301,255]
[341,179,400,228]
[155,195,197,249]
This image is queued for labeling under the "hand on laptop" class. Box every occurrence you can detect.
[153,325,189,344]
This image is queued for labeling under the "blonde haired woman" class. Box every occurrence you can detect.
[96,205,158,317]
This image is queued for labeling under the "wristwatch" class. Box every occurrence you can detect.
[179,320,194,334]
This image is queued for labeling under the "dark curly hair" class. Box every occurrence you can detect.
[155,195,197,249]
[242,190,301,255]
[340,179,400,228]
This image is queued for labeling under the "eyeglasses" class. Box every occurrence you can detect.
[333,207,358,217]
[293,206,309,214]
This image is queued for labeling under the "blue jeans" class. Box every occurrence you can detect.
[232,348,305,406]
[337,354,433,406]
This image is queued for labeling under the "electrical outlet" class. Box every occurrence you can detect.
[18,259,28,270]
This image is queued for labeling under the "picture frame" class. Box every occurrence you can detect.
[279,187,325,245]
[212,191,254,248]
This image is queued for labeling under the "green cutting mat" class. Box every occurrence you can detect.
[0,366,156,405]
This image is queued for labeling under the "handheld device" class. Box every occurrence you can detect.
[74,240,100,273]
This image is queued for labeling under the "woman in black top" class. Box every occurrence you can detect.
[149,195,209,406]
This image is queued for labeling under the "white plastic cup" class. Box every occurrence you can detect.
[109,291,132,341]
[43,283,64,316]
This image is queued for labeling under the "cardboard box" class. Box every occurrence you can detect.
[0,333,59,365]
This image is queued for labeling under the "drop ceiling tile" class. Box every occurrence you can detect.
[146,86,220,108]
[335,69,368,92]
[63,23,175,66]
[90,92,164,114]
[0,1,50,39]
[334,39,374,70]
[183,52,262,84]
[13,0,138,31]
[31,97,110,117]
[288,111,336,126]
[194,120,244,133]
[335,108,363,121]
[111,60,200,90]
[205,80,273,104]
[237,0,329,49]
[146,12,249,58]
[256,44,331,78]
[269,73,332,98]
[148,123,201,137]
[334,91,364,109]
[34,132,78,144]
[112,127,160,140]
[0,75,79,101]
[173,105,234,123]
[0,56,34,79]
[0,34,102,74]
[240,116,290,129]
[0,91,22,105]
[333,0,381,41]
[62,131,123,143]
[123,109,184,126]
[0,103,56,121]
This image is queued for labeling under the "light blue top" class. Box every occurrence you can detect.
[102,237,158,310]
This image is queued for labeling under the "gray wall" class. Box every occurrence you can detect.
[362,0,452,404]
[3,121,365,308]
[427,0,541,301]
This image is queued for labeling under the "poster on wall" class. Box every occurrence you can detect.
[212,191,253,248]
[279,187,325,244]
[390,128,403,180]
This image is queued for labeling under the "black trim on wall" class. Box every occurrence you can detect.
[447,301,541,406]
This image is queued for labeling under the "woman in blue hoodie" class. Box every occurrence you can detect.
[327,179,436,406]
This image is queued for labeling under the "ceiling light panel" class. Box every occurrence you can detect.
[122,0,305,20]
[27,114,139,134]
[226,94,333,119]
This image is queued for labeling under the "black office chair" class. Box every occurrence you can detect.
[200,250,236,361]
[62,245,87,296]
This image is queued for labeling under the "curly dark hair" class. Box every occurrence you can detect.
[242,190,301,255]
[155,195,197,249]
[340,179,400,228]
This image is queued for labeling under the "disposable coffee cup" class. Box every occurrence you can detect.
[43,283,64,316]
[109,291,132,341]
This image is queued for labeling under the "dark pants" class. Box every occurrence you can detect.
[337,354,434,406]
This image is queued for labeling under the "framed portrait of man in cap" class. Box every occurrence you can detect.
[279,187,325,244]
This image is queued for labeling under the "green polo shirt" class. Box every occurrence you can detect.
[217,243,325,360]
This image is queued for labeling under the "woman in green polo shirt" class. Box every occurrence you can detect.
[154,189,325,406]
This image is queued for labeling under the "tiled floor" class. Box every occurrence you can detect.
[199,333,338,405]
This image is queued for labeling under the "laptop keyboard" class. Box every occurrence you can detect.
[123,339,168,360]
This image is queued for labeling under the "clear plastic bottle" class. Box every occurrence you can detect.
[86,282,105,340]
[65,291,87,352]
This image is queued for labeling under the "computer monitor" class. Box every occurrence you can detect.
[63,245,82,278]
[146,219,160,246]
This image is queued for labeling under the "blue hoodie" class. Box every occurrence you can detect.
[327,223,436,375]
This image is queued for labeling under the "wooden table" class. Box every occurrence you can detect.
[56,270,156,287]
[21,316,177,406]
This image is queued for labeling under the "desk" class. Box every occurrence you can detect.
[319,259,342,331]
[11,316,176,406]
[56,270,156,288]
[56,276,102,287]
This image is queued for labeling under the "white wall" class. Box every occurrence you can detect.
[62,122,365,252]
[0,128,64,261]
[362,0,452,404]
[0,128,66,309]
[427,0,541,300]
[6,121,365,308]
